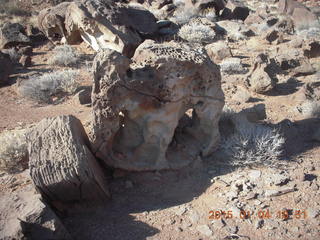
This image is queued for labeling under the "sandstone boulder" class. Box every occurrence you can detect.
[28,115,110,204]
[205,41,232,63]
[247,54,279,93]
[0,51,13,86]
[0,23,31,49]
[278,0,320,30]
[65,0,158,57]
[37,2,76,44]
[90,40,224,171]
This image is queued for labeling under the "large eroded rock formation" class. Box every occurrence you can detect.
[65,0,157,57]
[90,40,224,171]
[28,115,110,205]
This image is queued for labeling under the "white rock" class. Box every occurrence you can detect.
[197,224,213,237]
[248,170,262,180]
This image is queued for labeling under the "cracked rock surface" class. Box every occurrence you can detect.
[28,115,110,205]
[90,40,225,171]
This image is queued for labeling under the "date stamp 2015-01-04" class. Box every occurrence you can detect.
[209,209,308,220]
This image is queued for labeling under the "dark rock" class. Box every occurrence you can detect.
[221,0,250,21]
[18,46,33,56]
[19,55,32,67]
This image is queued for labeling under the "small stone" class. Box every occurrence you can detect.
[211,219,226,229]
[197,225,213,237]
[248,170,261,180]
[307,208,320,218]
[245,192,257,200]
[174,206,187,216]
[264,187,295,197]
[232,85,251,103]
[253,200,262,206]
[226,191,238,201]
[188,210,200,224]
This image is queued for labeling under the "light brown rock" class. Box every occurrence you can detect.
[90,40,224,171]
[37,2,74,44]
[205,41,232,63]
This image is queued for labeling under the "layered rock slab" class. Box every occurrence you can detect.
[28,115,110,204]
[90,40,224,171]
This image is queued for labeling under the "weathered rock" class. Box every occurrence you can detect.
[247,54,279,93]
[0,23,31,49]
[28,115,110,204]
[90,40,224,171]
[74,86,92,105]
[304,40,320,58]
[205,41,232,63]
[65,0,157,57]
[0,170,72,240]
[37,2,74,44]
[292,7,320,30]
[0,51,13,86]
[0,127,30,174]
[221,0,250,21]
[249,66,275,93]
[263,29,283,44]
[278,0,320,30]
[244,12,265,26]
[232,85,251,103]
[197,224,213,237]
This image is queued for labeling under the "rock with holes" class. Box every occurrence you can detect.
[0,23,31,49]
[28,115,110,205]
[65,0,157,57]
[37,2,77,44]
[90,40,224,171]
